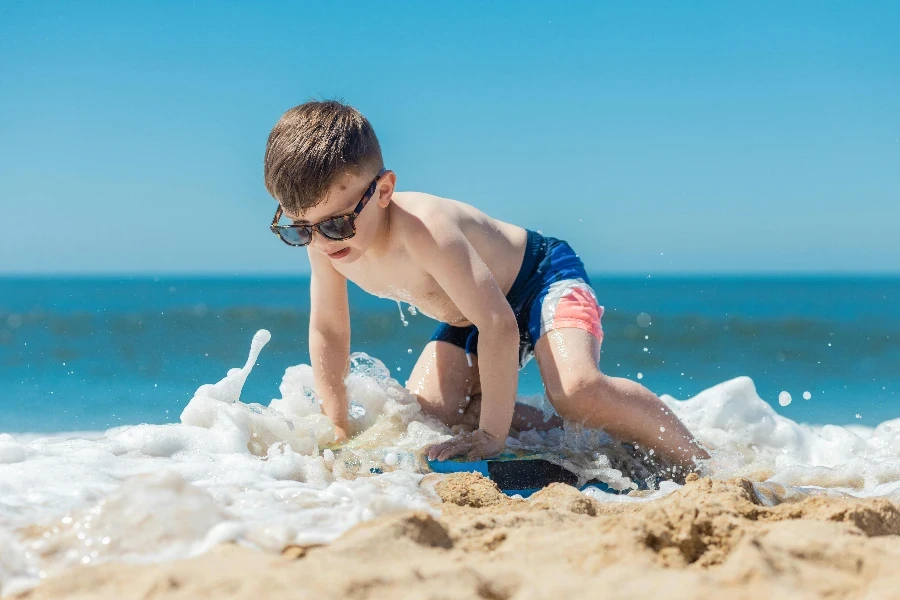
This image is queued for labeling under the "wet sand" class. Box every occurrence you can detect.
[13,473,900,600]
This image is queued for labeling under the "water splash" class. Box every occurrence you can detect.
[396,302,409,327]
[3,332,900,594]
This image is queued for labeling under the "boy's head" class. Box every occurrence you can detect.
[264,100,384,216]
[264,100,394,262]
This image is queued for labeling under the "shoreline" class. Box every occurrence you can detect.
[11,473,900,600]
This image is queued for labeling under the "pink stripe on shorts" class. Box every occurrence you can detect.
[537,279,604,344]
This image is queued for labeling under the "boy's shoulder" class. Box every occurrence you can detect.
[393,190,452,220]
[391,191,475,242]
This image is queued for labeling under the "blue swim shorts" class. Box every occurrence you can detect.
[430,230,604,367]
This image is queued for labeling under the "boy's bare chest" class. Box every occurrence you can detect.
[335,258,469,325]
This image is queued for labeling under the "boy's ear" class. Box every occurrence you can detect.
[376,170,397,208]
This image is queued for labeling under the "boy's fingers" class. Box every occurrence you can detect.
[426,442,447,461]
[428,431,493,462]
[427,441,455,461]
[426,430,504,465]
[437,442,466,462]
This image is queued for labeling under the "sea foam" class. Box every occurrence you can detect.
[2,329,899,594]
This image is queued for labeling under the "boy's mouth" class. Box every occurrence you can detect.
[328,247,351,260]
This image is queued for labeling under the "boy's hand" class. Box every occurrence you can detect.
[333,425,349,444]
[427,429,505,462]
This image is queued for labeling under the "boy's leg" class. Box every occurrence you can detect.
[407,340,481,427]
[407,341,562,433]
[534,328,709,470]
[462,394,564,433]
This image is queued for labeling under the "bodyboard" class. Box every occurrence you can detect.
[427,450,620,498]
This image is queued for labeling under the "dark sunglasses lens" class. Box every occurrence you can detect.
[278,227,311,246]
[318,216,355,240]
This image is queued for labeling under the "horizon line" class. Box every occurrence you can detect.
[2,271,900,280]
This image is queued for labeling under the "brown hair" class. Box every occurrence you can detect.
[264,100,383,214]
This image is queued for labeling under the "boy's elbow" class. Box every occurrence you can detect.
[481,308,518,339]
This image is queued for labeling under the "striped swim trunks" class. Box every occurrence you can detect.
[429,229,604,368]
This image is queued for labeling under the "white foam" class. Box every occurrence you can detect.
[0,527,35,596]
[662,376,900,498]
[0,435,29,465]
[0,331,444,593]
[2,333,899,594]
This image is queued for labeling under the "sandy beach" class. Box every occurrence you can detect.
[11,472,900,600]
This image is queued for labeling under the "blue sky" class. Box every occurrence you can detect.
[1,1,898,275]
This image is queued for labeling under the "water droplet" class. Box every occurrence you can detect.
[636,313,652,327]
[637,373,643,379]
[396,302,409,327]
[856,413,862,419]
[659,426,665,432]
[802,391,811,400]
[778,391,792,406]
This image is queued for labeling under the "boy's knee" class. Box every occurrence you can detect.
[546,370,604,404]
[413,391,475,428]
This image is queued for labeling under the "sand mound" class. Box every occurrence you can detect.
[433,471,516,509]
[329,512,453,554]
[767,495,900,536]
[13,474,900,600]
[527,483,601,516]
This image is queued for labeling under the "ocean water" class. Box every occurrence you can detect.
[1,276,900,593]
[1,276,897,431]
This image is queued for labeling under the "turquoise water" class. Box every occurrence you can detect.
[1,276,898,432]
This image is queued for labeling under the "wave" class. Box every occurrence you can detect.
[2,330,899,594]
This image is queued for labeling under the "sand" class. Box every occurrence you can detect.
[12,473,900,600]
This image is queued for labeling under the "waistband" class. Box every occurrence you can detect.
[506,229,547,304]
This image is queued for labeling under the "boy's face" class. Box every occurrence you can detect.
[284,169,395,264]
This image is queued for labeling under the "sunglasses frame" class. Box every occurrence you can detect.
[270,167,387,247]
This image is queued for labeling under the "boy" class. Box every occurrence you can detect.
[264,101,709,471]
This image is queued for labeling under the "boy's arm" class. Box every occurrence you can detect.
[308,249,351,441]
[410,216,520,460]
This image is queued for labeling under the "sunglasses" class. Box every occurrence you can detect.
[270,168,387,247]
